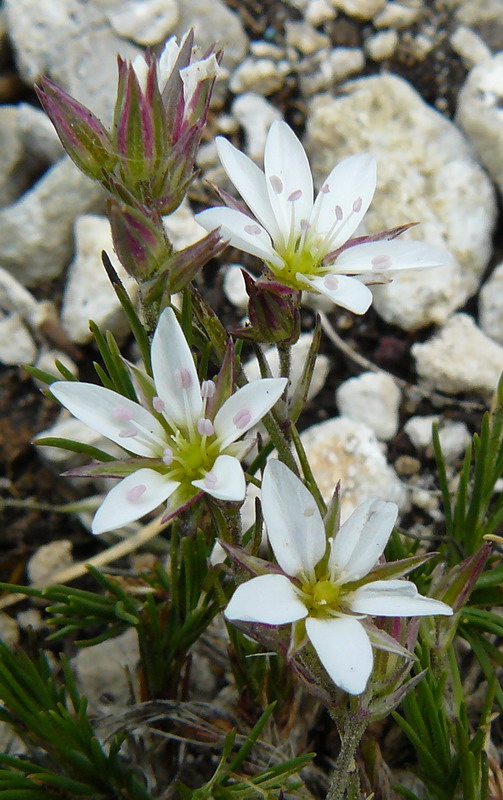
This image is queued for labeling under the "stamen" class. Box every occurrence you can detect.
[204,472,218,489]
[197,417,214,436]
[324,274,339,290]
[335,205,343,221]
[201,379,216,399]
[244,223,262,235]
[300,219,311,231]
[127,484,147,503]
[371,254,393,270]
[119,426,138,438]
[288,189,302,202]
[113,406,134,421]
[153,396,165,412]
[321,183,330,194]
[163,448,173,465]
[269,175,283,194]
[175,367,192,390]
[233,409,252,429]
[352,197,362,213]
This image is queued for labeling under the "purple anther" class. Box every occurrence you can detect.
[197,417,214,436]
[113,406,134,421]
[269,175,283,194]
[288,189,303,202]
[335,205,343,221]
[321,183,330,194]
[352,197,362,213]
[371,254,393,270]
[127,484,147,503]
[119,426,138,438]
[162,448,173,465]
[300,219,311,231]
[175,367,192,390]
[201,379,216,398]
[324,274,339,290]
[153,396,165,412]
[244,224,262,235]
[233,408,252,429]
[204,472,218,489]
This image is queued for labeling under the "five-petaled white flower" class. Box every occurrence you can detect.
[49,308,286,535]
[196,121,450,314]
[225,460,452,695]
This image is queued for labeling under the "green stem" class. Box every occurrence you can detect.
[326,711,368,800]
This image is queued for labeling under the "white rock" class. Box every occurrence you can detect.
[244,333,330,402]
[456,54,503,195]
[330,0,386,19]
[106,0,179,45]
[450,25,492,68]
[27,540,73,585]
[0,612,19,647]
[162,201,207,249]
[405,415,471,464]
[61,215,137,345]
[335,371,401,441]
[305,0,337,25]
[223,264,250,310]
[300,417,409,521]
[300,47,365,96]
[365,29,398,60]
[17,103,65,164]
[250,41,286,60]
[412,313,503,398]
[0,266,39,320]
[373,1,423,29]
[305,76,496,330]
[74,628,139,713]
[230,58,287,95]
[0,157,104,286]
[479,263,503,344]
[34,348,78,387]
[285,20,331,54]
[232,93,282,161]
[0,312,37,365]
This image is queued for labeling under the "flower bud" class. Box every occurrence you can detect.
[107,199,172,282]
[233,272,301,344]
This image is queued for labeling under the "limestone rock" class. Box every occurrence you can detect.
[230,58,288,95]
[412,313,503,398]
[335,371,401,441]
[232,93,283,161]
[73,628,139,713]
[27,540,73,585]
[300,417,409,521]
[305,75,496,330]
[479,263,503,344]
[331,0,386,20]
[404,415,471,463]
[106,0,179,45]
[450,25,492,68]
[365,29,399,61]
[0,312,37,365]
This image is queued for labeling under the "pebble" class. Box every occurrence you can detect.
[162,200,208,250]
[300,417,409,521]
[335,371,401,441]
[0,157,104,286]
[299,47,365,95]
[404,415,471,463]
[305,0,337,25]
[394,455,421,477]
[330,0,386,20]
[373,1,423,29]
[456,53,503,196]
[106,0,179,45]
[73,628,139,713]
[229,57,288,95]
[0,612,19,647]
[223,263,251,310]
[0,312,37,365]
[61,215,137,345]
[305,75,496,330]
[479,263,503,344]
[27,539,74,585]
[244,333,330,403]
[450,25,492,68]
[365,29,398,60]
[232,93,282,161]
[453,0,503,49]
[412,313,503,399]
[285,20,331,54]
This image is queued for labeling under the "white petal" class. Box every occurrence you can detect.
[151,307,202,431]
[334,239,452,275]
[214,378,287,450]
[306,616,373,695]
[264,121,313,242]
[329,498,398,583]
[349,580,453,617]
[92,469,178,534]
[195,207,283,268]
[261,460,326,579]
[312,154,377,250]
[216,136,281,241]
[192,454,246,501]
[225,574,308,625]
[299,273,372,314]
[50,382,165,457]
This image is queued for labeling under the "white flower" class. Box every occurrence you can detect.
[49,308,286,535]
[225,460,452,695]
[196,121,450,314]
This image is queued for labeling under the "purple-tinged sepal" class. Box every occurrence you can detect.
[108,198,173,282]
[233,272,301,344]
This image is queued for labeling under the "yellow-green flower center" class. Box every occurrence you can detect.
[301,577,342,618]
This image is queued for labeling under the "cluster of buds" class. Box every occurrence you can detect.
[36,31,224,300]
